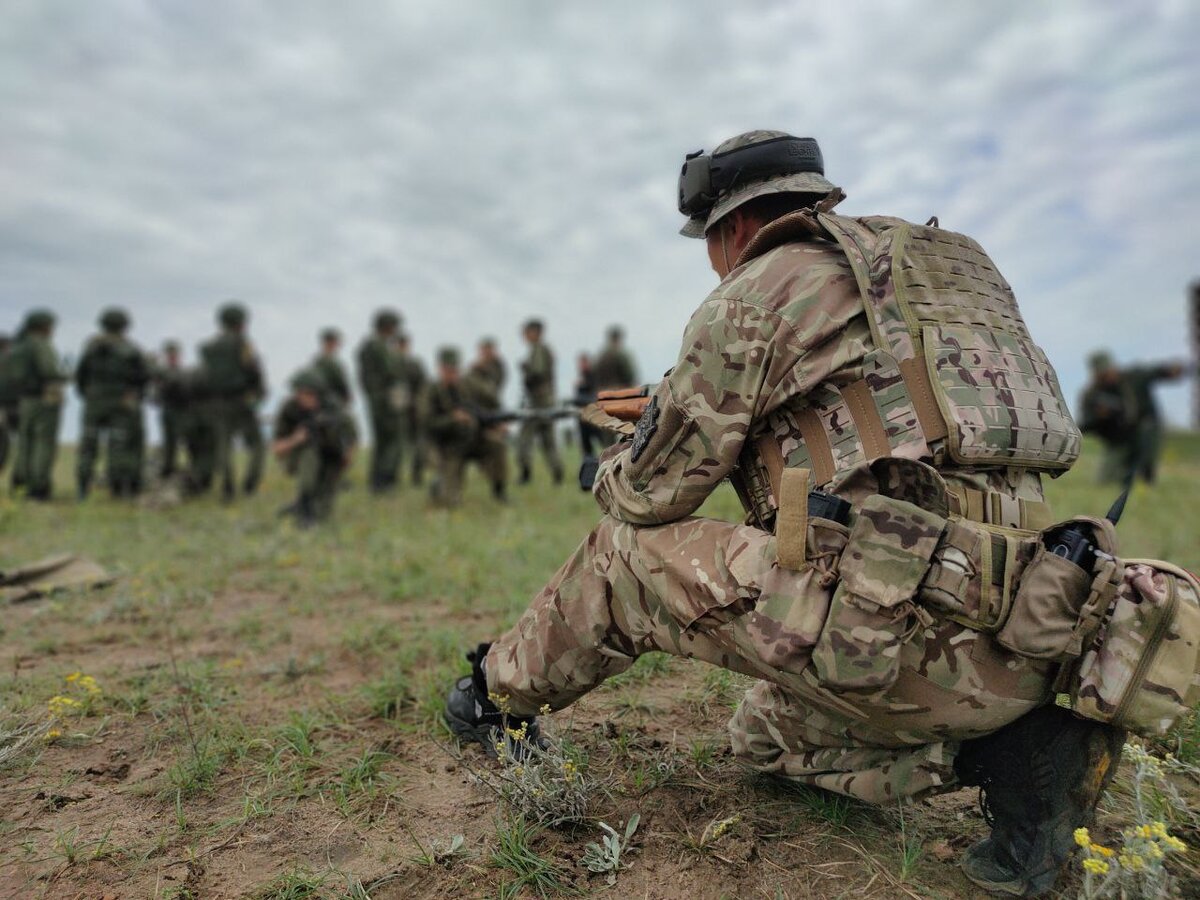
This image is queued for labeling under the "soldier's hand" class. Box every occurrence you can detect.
[580,402,636,436]
[452,408,474,426]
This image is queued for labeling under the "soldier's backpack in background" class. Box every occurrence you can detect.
[1064,560,1200,737]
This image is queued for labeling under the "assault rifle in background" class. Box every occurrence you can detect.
[576,385,656,490]
[470,385,656,430]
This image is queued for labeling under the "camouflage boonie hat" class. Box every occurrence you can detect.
[218,302,248,327]
[1088,350,1116,373]
[290,368,325,394]
[22,308,55,332]
[99,307,130,332]
[437,346,461,367]
[320,327,341,343]
[523,318,544,333]
[679,130,839,238]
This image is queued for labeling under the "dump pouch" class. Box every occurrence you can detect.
[996,516,1122,661]
[1067,560,1200,737]
[813,493,945,692]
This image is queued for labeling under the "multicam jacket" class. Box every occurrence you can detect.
[593,211,1074,531]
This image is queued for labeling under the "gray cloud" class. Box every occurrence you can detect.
[2,0,1197,436]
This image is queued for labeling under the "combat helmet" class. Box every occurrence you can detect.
[437,346,461,368]
[678,130,839,238]
[1088,350,1116,373]
[374,309,401,331]
[290,368,326,395]
[218,302,248,328]
[99,307,131,333]
[21,308,56,334]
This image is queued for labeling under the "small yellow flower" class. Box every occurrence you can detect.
[1092,845,1115,858]
[1146,843,1164,860]
[1150,821,1168,839]
[44,728,62,742]
[1074,827,1090,848]
[1082,858,1109,876]
[1119,853,1146,872]
[539,704,552,716]
[65,672,81,683]
[1164,836,1187,853]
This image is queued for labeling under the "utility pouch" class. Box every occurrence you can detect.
[996,516,1121,661]
[1067,560,1200,737]
[813,493,945,692]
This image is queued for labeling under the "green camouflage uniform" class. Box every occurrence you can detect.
[9,324,64,499]
[178,368,217,493]
[274,387,357,523]
[486,211,1071,804]
[75,333,151,496]
[592,342,637,391]
[424,369,506,507]
[1079,362,1183,485]
[395,349,429,486]
[358,334,403,491]
[465,360,509,497]
[311,353,352,407]
[199,330,266,498]
[516,341,563,481]
[0,339,19,475]
[154,361,187,479]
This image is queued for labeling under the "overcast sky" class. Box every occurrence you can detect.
[3,0,1198,436]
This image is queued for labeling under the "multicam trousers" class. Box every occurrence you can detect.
[487,515,1054,804]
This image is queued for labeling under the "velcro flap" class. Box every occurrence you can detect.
[839,494,947,608]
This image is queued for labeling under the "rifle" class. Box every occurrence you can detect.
[474,404,580,428]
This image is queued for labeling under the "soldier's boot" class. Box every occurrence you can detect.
[444,643,544,758]
[77,473,91,501]
[954,704,1125,897]
[492,481,508,503]
[518,463,531,485]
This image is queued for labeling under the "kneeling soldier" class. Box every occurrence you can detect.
[445,131,1126,897]
[424,347,507,507]
[272,370,356,527]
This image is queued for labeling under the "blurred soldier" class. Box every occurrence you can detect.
[466,341,510,500]
[311,328,352,407]
[424,347,506,507]
[154,341,186,480]
[515,319,563,485]
[357,309,403,493]
[395,332,428,487]
[199,302,266,501]
[179,366,217,494]
[272,369,357,527]
[75,307,152,499]
[0,333,17,475]
[9,309,65,500]
[473,337,507,393]
[573,352,604,458]
[1079,350,1189,485]
[591,325,637,390]
[446,130,1121,898]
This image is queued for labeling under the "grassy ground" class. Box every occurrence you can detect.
[0,435,1197,898]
